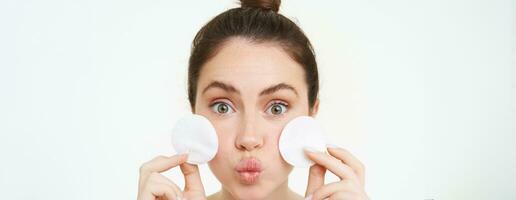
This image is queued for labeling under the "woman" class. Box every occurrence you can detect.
[137,0,368,199]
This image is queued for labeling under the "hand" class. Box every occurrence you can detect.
[304,146,369,200]
[137,153,207,200]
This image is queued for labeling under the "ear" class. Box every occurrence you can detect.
[309,98,320,117]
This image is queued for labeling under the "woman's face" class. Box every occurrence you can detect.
[194,37,317,199]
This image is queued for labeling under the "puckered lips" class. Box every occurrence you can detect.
[235,157,263,185]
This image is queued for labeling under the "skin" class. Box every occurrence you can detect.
[137,37,369,200]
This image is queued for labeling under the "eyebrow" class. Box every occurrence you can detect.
[202,81,240,95]
[201,81,298,97]
[259,83,298,97]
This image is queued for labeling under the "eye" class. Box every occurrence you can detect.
[211,102,234,115]
[266,102,288,115]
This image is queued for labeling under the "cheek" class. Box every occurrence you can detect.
[267,126,282,148]
[264,118,291,145]
[207,119,238,181]
[214,121,236,148]
[262,122,286,162]
[210,119,238,161]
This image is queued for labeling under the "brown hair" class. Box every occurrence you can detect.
[188,0,319,112]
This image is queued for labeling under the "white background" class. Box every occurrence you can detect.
[1,0,514,199]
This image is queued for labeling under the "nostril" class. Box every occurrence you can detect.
[236,135,263,151]
[239,142,259,151]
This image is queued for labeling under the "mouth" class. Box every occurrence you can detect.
[235,157,263,185]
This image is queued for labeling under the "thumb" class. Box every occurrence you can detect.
[305,164,326,198]
[180,162,205,193]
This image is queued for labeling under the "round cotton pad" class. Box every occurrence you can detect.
[279,116,327,167]
[171,114,218,165]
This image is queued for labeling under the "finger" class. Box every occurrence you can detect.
[311,180,355,200]
[305,164,326,197]
[140,154,188,174]
[304,149,360,184]
[326,147,366,186]
[142,182,178,200]
[147,172,183,198]
[328,191,356,200]
[139,154,188,188]
[150,183,177,200]
[180,162,205,193]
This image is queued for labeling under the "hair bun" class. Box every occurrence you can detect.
[240,0,281,13]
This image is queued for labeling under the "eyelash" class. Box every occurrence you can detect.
[265,100,289,116]
[209,99,289,116]
[210,100,235,116]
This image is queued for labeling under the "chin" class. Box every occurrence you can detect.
[233,190,268,200]
[229,184,270,200]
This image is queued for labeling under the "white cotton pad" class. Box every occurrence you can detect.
[279,116,327,167]
[171,114,218,165]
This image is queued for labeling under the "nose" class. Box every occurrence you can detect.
[235,116,264,151]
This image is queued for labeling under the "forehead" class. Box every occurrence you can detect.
[197,38,306,94]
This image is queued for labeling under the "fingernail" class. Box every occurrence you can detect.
[326,143,340,149]
[305,194,313,200]
[303,147,321,153]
